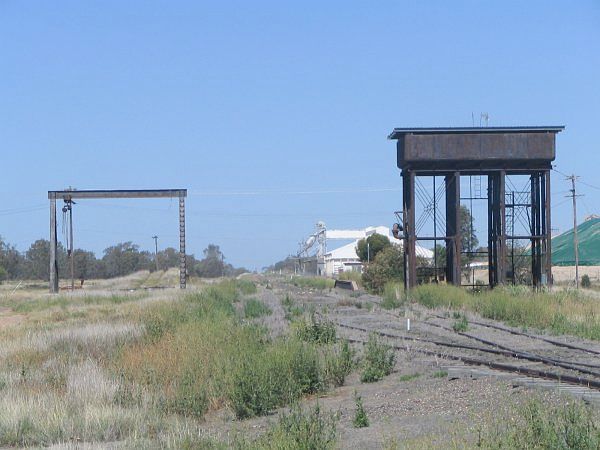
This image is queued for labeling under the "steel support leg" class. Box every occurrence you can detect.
[498,170,506,284]
[445,172,461,285]
[49,197,58,293]
[402,170,417,289]
[531,173,543,288]
[488,174,497,286]
[544,170,552,286]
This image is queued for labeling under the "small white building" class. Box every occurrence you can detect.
[321,225,434,277]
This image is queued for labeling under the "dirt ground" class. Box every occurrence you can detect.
[552,265,600,284]
[194,280,595,449]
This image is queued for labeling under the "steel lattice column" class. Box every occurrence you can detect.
[179,195,186,289]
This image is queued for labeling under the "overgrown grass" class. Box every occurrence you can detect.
[481,398,600,449]
[291,276,335,290]
[337,271,362,285]
[281,294,305,320]
[411,284,600,341]
[381,282,404,310]
[122,281,353,421]
[0,278,355,447]
[236,279,257,295]
[399,373,421,382]
[130,403,339,449]
[243,298,272,319]
[4,292,148,314]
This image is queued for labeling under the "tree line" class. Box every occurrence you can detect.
[0,238,247,282]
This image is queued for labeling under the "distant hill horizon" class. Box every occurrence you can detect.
[553,217,600,266]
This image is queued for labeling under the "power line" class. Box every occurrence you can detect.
[188,187,402,196]
[553,167,600,192]
[579,179,600,191]
[0,205,46,216]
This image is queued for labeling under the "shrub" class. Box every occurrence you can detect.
[452,314,469,332]
[243,298,272,319]
[353,392,369,428]
[482,399,600,449]
[259,404,338,449]
[582,274,591,288]
[295,314,336,345]
[230,339,324,419]
[324,340,356,387]
[360,334,395,382]
[361,246,404,294]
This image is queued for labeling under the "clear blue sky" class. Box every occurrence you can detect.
[1,1,599,270]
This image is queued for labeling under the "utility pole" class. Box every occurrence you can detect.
[567,175,580,288]
[152,235,159,272]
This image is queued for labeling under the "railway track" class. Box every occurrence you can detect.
[326,313,600,393]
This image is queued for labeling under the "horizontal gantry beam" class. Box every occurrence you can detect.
[48,189,187,200]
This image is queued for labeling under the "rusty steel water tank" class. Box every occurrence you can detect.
[388,126,564,171]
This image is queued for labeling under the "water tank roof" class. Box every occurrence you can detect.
[388,126,564,140]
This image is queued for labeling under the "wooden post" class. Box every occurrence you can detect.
[179,195,186,289]
[49,197,58,293]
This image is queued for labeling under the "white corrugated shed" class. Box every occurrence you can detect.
[322,226,434,277]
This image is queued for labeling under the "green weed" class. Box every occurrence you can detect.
[353,391,369,428]
[452,314,469,332]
